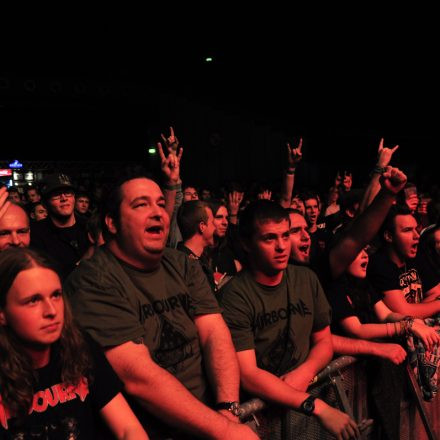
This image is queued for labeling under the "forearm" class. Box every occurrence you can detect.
[106,344,230,439]
[332,334,389,356]
[241,365,310,410]
[163,188,177,220]
[343,322,395,340]
[383,300,440,319]
[280,172,295,208]
[201,324,241,402]
[359,174,381,213]
[300,337,333,376]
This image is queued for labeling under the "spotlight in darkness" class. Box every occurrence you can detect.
[148,147,157,155]
[205,57,213,63]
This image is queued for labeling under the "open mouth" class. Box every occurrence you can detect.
[299,245,310,254]
[146,225,164,234]
[360,261,368,269]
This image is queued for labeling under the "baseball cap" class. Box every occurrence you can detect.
[41,174,75,198]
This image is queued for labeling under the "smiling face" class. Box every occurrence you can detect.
[288,212,311,264]
[107,178,170,270]
[347,248,369,278]
[0,267,64,350]
[47,189,75,219]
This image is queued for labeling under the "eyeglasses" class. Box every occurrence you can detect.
[50,191,74,201]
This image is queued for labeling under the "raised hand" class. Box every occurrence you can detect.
[160,126,180,155]
[286,138,303,171]
[157,141,183,185]
[0,186,11,220]
[380,166,407,195]
[228,191,244,216]
[377,138,399,168]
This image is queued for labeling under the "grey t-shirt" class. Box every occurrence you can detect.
[219,265,331,376]
[65,246,221,402]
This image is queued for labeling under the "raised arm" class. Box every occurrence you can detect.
[105,341,258,440]
[359,138,399,213]
[227,191,244,225]
[329,166,407,279]
[280,138,303,208]
[157,126,183,219]
[0,186,11,220]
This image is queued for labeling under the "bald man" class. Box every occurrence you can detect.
[0,187,31,251]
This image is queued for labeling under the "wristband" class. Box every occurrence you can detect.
[370,165,386,176]
[163,182,182,191]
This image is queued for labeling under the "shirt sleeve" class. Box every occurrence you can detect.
[65,264,145,348]
[85,334,124,411]
[218,281,255,352]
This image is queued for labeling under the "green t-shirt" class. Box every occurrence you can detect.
[219,265,331,376]
[64,246,221,402]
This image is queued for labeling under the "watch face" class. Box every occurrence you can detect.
[301,396,315,415]
[230,402,241,416]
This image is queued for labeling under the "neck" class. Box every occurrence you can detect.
[24,345,51,369]
[184,236,205,257]
[50,214,76,228]
[308,224,317,233]
[386,246,406,268]
[252,268,284,286]
[108,241,162,272]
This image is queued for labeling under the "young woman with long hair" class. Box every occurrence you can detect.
[0,247,148,439]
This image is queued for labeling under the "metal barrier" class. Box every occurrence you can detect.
[239,355,440,440]
[239,356,373,440]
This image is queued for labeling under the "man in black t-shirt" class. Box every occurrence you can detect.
[30,173,90,280]
[369,205,440,318]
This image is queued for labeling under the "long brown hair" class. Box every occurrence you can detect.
[0,248,92,417]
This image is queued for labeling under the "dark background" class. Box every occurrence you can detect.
[1,11,438,191]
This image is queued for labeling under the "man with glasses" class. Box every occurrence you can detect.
[31,174,90,279]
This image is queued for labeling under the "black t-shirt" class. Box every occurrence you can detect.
[30,216,90,280]
[0,337,122,439]
[368,250,423,303]
[415,249,440,294]
[327,275,381,335]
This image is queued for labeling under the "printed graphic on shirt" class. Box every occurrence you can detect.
[259,327,298,376]
[0,378,89,435]
[399,268,423,304]
[153,315,194,374]
[253,299,312,331]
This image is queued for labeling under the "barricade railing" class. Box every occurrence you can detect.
[239,355,440,440]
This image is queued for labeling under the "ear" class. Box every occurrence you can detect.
[199,221,206,234]
[384,230,393,243]
[105,214,118,235]
[0,310,7,326]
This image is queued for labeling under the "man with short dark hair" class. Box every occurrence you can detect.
[75,192,91,217]
[219,200,359,439]
[30,173,90,279]
[65,169,258,439]
[24,185,41,204]
[177,200,216,290]
[369,205,440,317]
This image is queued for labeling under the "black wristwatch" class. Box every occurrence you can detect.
[300,395,316,416]
[215,401,241,417]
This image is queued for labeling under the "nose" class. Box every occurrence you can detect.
[149,203,164,218]
[301,229,310,241]
[9,232,21,246]
[43,299,57,317]
[275,237,287,252]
